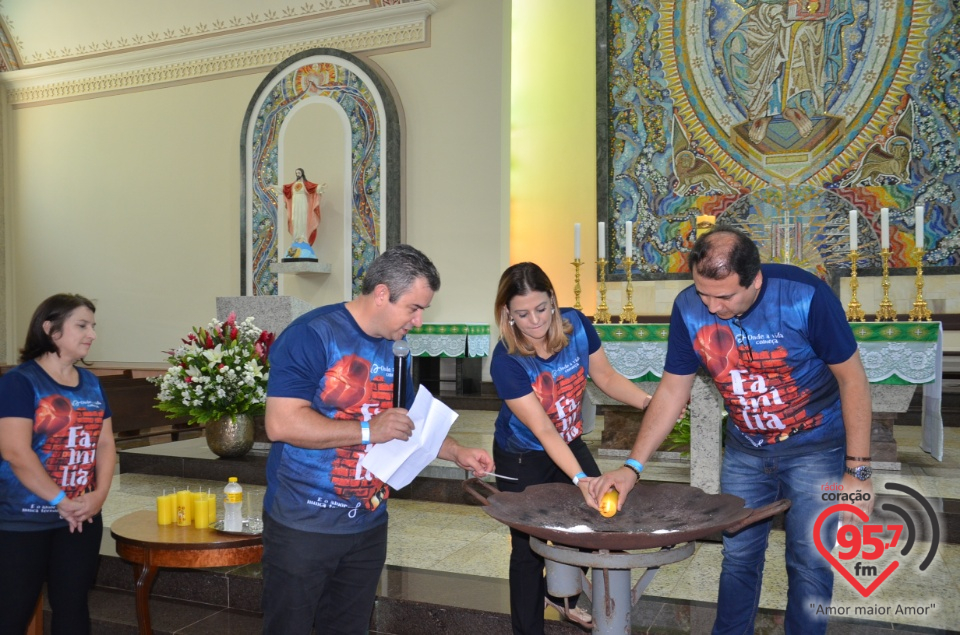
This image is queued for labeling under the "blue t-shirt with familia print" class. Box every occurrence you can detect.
[0,360,111,531]
[264,302,415,535]
[491,308,601,454]
[665,263,858,457]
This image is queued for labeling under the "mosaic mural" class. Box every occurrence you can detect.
[244,52,387,297]
[602,0,960,278]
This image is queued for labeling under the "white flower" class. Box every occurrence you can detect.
[148,314,274,423]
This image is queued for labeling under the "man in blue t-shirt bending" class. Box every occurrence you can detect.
[591,227,873,635]
[260,244,494,635]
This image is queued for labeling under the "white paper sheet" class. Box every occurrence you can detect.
[361,385,459,489]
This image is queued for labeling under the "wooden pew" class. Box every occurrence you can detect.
[1,363,198,447]
[97,372,197,446]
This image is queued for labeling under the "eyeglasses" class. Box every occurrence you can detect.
[731,317,754,363]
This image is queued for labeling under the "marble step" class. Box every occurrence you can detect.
[71,555,587,634]
[40,560,946,635]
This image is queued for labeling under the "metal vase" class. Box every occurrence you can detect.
[205,413,254,458]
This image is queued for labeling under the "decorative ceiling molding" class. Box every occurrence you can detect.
[1,0,372,66]
[0,0,435,107]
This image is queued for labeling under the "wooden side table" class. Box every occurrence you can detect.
[110,510,263,634]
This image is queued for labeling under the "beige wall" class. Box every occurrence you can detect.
[2,0,509,364]
[371,0,509,328]
[510,0,597,309]
[6,76,258,362]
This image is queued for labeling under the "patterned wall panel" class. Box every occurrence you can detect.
[241,48,401,297]
[600,0,959,279]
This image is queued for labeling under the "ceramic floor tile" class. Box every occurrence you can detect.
[101,491,153,519]
[386,531,475,569]
[633,547,694,597]
[669,541,723,605]
[431,531,511,579]
[937,542,960,590]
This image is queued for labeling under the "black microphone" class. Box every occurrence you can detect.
[392,340,410,408]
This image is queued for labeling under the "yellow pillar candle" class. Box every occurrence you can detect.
[156,493,174,525]
[165,493,177,523]
[193,494,211,529]
[696,215,716,238]
[176,489,193,526]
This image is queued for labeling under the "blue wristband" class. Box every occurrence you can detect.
[624,458,644,473]
[49,491,66,506]
[361,421,371,445]
[572,471,588,486]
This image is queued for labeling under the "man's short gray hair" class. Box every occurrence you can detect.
[361,244,440,301]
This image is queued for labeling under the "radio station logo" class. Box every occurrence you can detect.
[813,483,940,598]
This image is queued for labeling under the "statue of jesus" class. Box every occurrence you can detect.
[281,168,324,261]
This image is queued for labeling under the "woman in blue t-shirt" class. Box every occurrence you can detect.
[0,294,115,635]
[490,263,653,633]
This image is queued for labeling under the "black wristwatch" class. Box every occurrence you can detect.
[844,465,873,481]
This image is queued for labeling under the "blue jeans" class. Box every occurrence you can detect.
[712,445,843,635]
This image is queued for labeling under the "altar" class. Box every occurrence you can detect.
[589,322,944,493]
[407,323,490,395]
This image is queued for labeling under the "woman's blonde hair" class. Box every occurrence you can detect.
[494,262,572,356]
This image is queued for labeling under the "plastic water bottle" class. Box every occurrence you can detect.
[224,477,243,532]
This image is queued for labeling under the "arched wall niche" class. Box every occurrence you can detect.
[240,47,402,299]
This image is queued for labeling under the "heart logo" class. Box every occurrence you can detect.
[813,504,899,597]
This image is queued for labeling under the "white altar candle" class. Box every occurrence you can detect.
[915,205,924,249]
[849,210,858,252]
[598,222,606,259]
[880,208,890,250]
[574,223,581,260]
[625,221,633,259]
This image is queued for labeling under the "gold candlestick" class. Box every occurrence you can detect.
[620,256,637,323]
[875,248,898,321]
[846,251,865,322]
[909,248,932,321]
[595,258,611,324]
[572,259,583,311]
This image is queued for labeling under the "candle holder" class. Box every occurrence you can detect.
[875,248,898,322]
[595,258,611,324]
[909,248,932,321]
[572,259,583,311]
[620,256,637,323]
[846,251,865,322]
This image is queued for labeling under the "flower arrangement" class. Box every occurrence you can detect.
[149,313,275,425]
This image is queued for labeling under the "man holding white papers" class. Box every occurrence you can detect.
[260,244,494,635]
